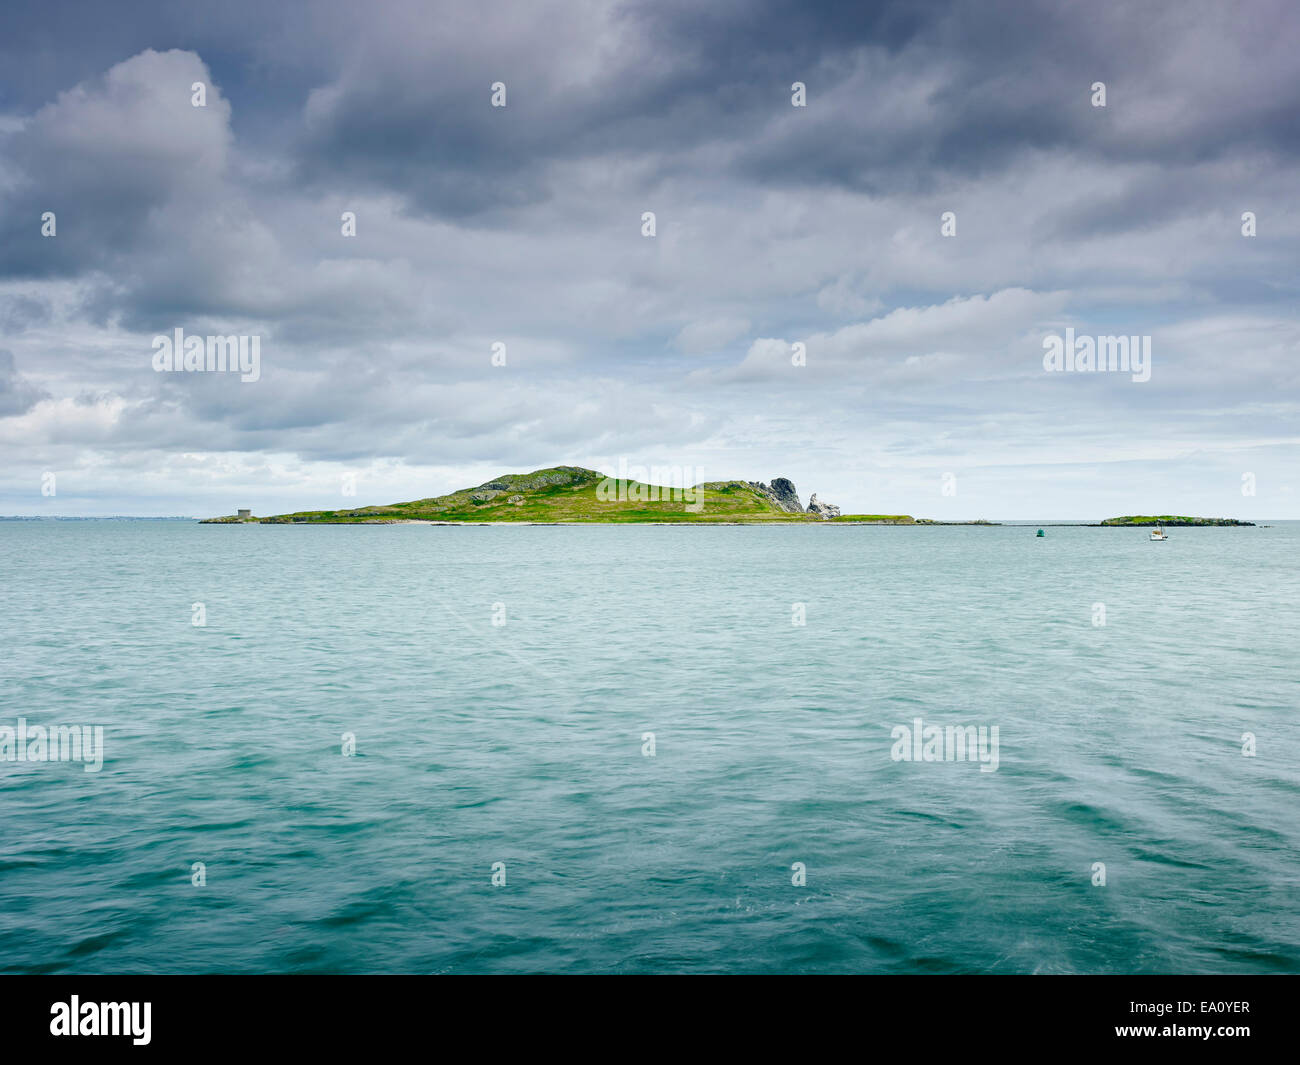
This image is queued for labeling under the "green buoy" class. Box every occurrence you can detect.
[1036,529,1045,537]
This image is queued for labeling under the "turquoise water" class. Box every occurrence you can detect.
[1,520,1298,974]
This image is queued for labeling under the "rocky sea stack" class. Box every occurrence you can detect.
[807,493,841,520]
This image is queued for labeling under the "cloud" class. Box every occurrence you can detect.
[674,316,751,354]
[0,349,47,416]
[717,288,1068,384]
[0,2,1297,517]
[0,49,232,279]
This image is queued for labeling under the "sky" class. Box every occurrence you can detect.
[0,0,1296,519]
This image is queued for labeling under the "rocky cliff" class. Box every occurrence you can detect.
[747,478,804,514]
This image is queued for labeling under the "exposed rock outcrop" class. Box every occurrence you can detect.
[478,467,599,493]
[748,477,803,514]
[807,493,841,520]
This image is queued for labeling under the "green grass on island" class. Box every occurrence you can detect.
[204,466,915,524]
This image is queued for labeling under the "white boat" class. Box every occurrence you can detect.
[1149,524,1168,541]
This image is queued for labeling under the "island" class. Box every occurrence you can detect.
[199,466,1253,527]
[202,466,980,525]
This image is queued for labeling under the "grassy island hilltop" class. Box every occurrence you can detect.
[201,466,926,524]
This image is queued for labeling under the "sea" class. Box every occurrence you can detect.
[1,519,1297,974]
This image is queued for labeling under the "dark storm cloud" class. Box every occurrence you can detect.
[732,0,1300,194]
[284,0,1300,219]
[0,48,232,281]
[288,0,950,219]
